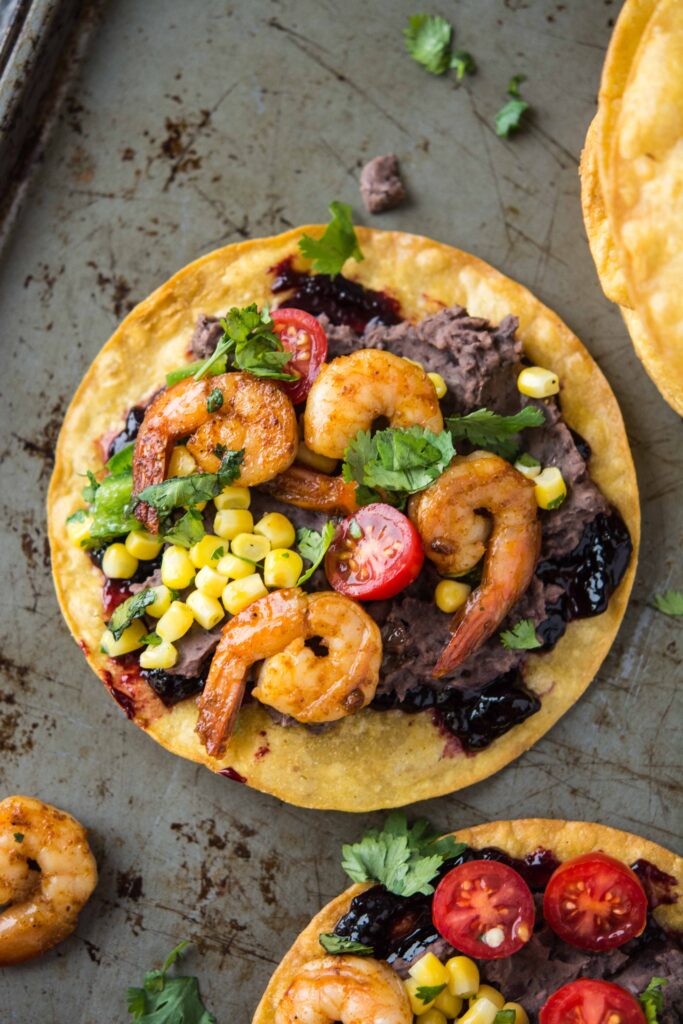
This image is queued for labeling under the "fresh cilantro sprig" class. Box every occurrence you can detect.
[445,407,544,460]
[299,202,364,276]
[126,942,215,1023]
[403,14,475,80]
[638,977,668,1024]
[296,522,336,586]
[451,49,476,80]
[495,73,530,137]
[162,509,206,550]
[500,619,541,650]
[341,812,466,898]
[417,983,446,1004]
[342,426,455,507]
[319,933,373,956]
[131,451,244,517]
[108,589,156,642]
[193,304,296,383]
[651,590,683,617]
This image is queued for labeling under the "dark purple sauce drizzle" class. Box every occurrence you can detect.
[141,668,206,706]
[218,767,247,783]
[107,405,146,460]
[632,859,679,909]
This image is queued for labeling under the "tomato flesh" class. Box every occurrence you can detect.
[540,979,646,1024]
[543,853,648,952]
[271,307,327,404]
[432,860,535,960]
[324,504,424,600]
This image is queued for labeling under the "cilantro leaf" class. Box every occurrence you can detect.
[162,509,206,549]
[299,201,364,276]
[194,304,295,382]
[296,521,335,586]
[451,49,476,80]
[342,426,455,506]
[126,941,216,1023]
[131,452,244,517]
[83,470,139,547]
[495,97,529,137]
[639,977,668,1024]
[13,832,24,842]
[500,618,541,650]
[109,589,156,642]
[106,442,135,475]
[82,469,100,504]
[416,983,446,1004]
[495,1013,517,1024]
[446,406,544,460]
[319,933,374,956]
[206,389,223,413]
[507,73,526,97]
[652,590,683,617]
[403,14,452,75]
[141,632,162,646]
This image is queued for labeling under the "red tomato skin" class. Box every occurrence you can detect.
[432,860,535,960]
[540,979,646,1024]
[271,308,327,404]
[325,504,424,601]
[543,853,648,952]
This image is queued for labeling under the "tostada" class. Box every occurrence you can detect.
[254,817,682,1023]
[48,214,638,810]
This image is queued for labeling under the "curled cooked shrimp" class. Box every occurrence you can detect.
[304,349,444,459]
[196,589,382,757]
[261,464,360,515]
[408,452,541,677]
[275,955,412,1024]
[133,372,297,531]
[0,796,97,965]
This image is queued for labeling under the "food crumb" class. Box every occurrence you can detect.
[359,154,406,214]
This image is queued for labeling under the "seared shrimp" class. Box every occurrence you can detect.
[133,372,297,530]
[304,349,444,459]
[408,452,541,676]
[261,464,359,515]
[275,955,412,1024]
[0,796,97,965]
[196,588,382,757]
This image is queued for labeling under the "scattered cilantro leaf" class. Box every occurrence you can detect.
[194,304,295,382]
[162,509,206,549]
[638,977,668,1024]
[82,470,100,503]
[546,492,566,510]
[342,426,455,506]
[126,941,216,1023]
[507,73,526,97]
[319,933,374,956]
[212,546,225,559]
[516,452,540,470]
[206,389,223,413]
[106,443,135,475]
[403,14,452,75]
[500,618,541,650]
[296,521,336,586]
[495,96,529,137]
[132,452,244,516]
[108,589,156,642]
[446,406,544,460]
[417,983,447,1004]
[82,470,139,547]
[652,590,683,617]
[299,201,364,276]
[167,354,227,387]
[13,832,24,843]
[141,632,162,646]
[451,49,476,79]
[494,1012,516,1024]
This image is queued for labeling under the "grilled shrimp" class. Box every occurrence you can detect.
[303,349,444,459]
[408,452,541,677]
[0,796,97,965]
[132,372,297,531]
[196,588,382,757]
[261,464,360,515]
[275,955,412,1024]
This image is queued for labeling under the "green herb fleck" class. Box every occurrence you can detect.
[126,941,216,1023]
[403,14,452,75]
[166,354,227,387]
[82,470,100,504]
[296,522,336,586]
[446,406,544,460]
[193,304,295,383]
[638,977,668,1024]
[141,632,162,646]
[416,984,447,1004]
[516,452,540,469]
[108,589,156,642]
[451,49,476,80]
[500,618,541,651]
[162,509,206,549]
[546,492,566,510]
[212,546,225,560]
[318,933,374,956]
[206,389,223,413]
[342,426,455,507]
[13,832,24,843]
[507,73,526,97]
[299,201,364,276]
[652,590,683,617]
[131,452,244,517]
[494,1012,517,1024]
[495,88,529,137]
[106,442,135,475]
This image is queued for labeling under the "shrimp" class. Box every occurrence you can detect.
[261,464,360,515]
[304,349,444,459]
[132,372,298,531]
[196,588,382,757]
[275,955,412,1024]
[408,452,541,677]
[0,796,97,965]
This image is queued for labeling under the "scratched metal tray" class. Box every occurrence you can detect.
[0,1,680,1020]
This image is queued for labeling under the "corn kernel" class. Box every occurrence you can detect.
[214,485,251,510]
[416,1010,447,1024]
[263,548,303,589]
[517,366,559,398]
[409,953,449,990]
[195,565,229,598]
[428,371,447,398]
[254,512,296,549]
[514,453,542,479]
[100,620,146,657]
[168,444,197,477]
[296,440,338,474]
[231,532,270,562]
[435,579,471,614]
[222,574,268,615]
[472,986,505,1010]
[502,1003,529,1024]
[405,978,439,1015]
[66,512,93,548]
[186,589,224,630]
[161,545,196,589]
[534,466,567,510]
[434,988,463,1018]
[139,640,178,670]
[216,552,255,580]
[457,997,499,1024]
[146,585,173,618]
[214,508,254,540]
[156,600,194,642]
[189,534,224,569]
[102,542,139,579]
[125,529,163,560]
[446,957,479,998]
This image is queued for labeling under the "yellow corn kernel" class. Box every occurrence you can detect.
[405,978,439,1016]
[139,640,178,670]
[189,534,224,569]
[446,957,479,998]
[100,620,146,657]
[214,508,254,540]
[125,529,163,560]
[409,953,449,990]
[214,485,251,510]
[517,366,559,398]
[161,545,196,589]
[263,548,304,589]
[502,1003,529,1024]
[457,997,499,1024]
[146,585,173,618]
[254,512,296,549]
[102,543,139,579]
[195,565,229,598]
[156,600,194,642]
[472,986,505,1010]
[416,1010,447,1024]
[514,453,542,480]
[296,440,338,474]
[231,532,270,562]
[428,371,447,399]
[534,466,567,510]
[434,988,463,1018]
[186,589,224,630]
[222,573,268,615]
[168,444,197,477]
[435,579,471,614]
[66,512,93,548]
[216,552,255,580]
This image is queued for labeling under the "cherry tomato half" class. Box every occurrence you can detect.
[324,504,424,600]
[543,853,647,952]
[271,307,327,404]
[540,980,646,1024]
[432,860,535,960]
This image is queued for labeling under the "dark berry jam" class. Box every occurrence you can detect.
[141,668,205,706]
[334,885,437,962]
[218,767,247,783]
[107,405,146,460]
[270,257,401,333]
[631,859,679,910]
[102,579,132,616]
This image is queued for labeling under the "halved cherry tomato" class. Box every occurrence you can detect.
[324,504,424,600]
[543,852,647,951]
[540,980,646,1024]
[432,860,535,960]
[271,308,327,404]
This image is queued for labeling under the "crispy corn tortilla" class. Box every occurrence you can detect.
[48,227,639,811]
[253,819,682,1023]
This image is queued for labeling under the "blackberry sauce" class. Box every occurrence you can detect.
[107,405,146,459]
[141,668,205,707]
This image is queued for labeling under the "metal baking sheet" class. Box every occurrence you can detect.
[0,1,680,1020]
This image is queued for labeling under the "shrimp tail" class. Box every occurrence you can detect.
[196,670,247,758]
[261,465,359,515]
